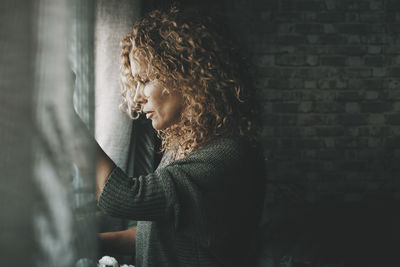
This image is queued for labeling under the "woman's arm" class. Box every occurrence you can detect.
[72,110,116,199]
[98,227,137,256]
[96,145,116,199]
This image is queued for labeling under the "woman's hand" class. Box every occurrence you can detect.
[98,227,137,257]
[72,109,115,199]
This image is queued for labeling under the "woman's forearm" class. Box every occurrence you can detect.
[98,227,137,256]
[72,110,116,198]
[96,145,116,199]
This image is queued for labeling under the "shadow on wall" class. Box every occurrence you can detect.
[255,199,400,267]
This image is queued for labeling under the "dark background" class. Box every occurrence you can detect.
[142,0,400,266]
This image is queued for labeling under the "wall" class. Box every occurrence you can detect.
[146,0,400,265]
[226,1,400,266]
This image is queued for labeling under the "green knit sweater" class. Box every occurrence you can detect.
[98,135,265,267]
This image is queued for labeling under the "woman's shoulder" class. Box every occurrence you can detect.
[189,134,262,163]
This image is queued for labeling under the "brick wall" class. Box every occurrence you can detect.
[145,0,400,264]
[146,0,400,203]
[217,0,400,205]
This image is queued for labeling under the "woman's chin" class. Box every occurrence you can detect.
[151,120,162,130]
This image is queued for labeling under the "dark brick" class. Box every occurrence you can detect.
[369,113,386,124]
[295,23,324,34]
[386,114,400,125]
[263,114,279,125]
[388,67,400,77]
[316,126,346,136]
[336,114,369,125]
[316,11,345,22]
[386,0,400,10]
[276,54,306,66]
[288,79,305,89]
[275,127,300,137]
[360,102,391,113]
[320,56,347,66]
[345,67,372,78]
[357,148,381,160]
[278,138,296,149]
[385,136,400,148]
[364,56,387,67]
[314,102,345,113]
[335,137,369,148]
[267,79,290,89]
[387,24,400,34]
[298,114,335,126]
[344,149,359,160]
[318,79,347,89]
[319,34,349,45]
[300,126,317,136]
[295,138,325,148]
[275,12,304,22]
[328,46,368,56]
[301,149,317,160]
[274,149,301,160]
[261,90,283,101]
[298,160,329,172]
[384,79,400,90]
[276,35,307,45]
[273,103,299,113]
[336,91,365,101]
[277,23,295,34]
[295,0,325,10]
[336,23,372,34]
[278,114,298,125]
[360,12,385,22]
[364,34,390,44]
[278,0,296,10]
[301,91,337,101]
[261,138,278,150]
[387,90,400,100]
[384,12,398,23]
[261,67,295,79]
[348,79,383,90]
[316,149,345,160]
[357,126,393,136]
[336,1,371,11]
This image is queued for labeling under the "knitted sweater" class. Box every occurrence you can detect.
[98,135,265,267]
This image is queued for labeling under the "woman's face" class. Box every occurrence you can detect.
[131,59,183,130]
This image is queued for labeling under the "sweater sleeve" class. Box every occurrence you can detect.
[97,166,170,221]
[97,136,248,230]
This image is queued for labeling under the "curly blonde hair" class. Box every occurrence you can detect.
[120,6,258,157]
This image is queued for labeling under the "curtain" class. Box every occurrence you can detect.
[1,0,97,266]
[0,1,37,266]
[1,0,155,265]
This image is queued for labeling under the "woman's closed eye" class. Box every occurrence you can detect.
[138,78,150,84]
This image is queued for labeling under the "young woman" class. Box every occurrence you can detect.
[95,6,265,267]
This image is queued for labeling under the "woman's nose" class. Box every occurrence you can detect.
[133,84,146,104]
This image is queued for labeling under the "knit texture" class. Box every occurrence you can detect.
[98,135,266,267]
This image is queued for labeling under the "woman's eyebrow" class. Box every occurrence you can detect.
[133,74,145,81]
[133,71,149,80]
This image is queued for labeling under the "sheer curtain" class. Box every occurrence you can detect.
[34,0,97,266]
[1,0,97,266]
[0,0,156,265]
[0,1,37,266]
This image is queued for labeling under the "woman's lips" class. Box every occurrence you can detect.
[145,112,153,119]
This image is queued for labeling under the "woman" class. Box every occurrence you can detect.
[96,6,265,267]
